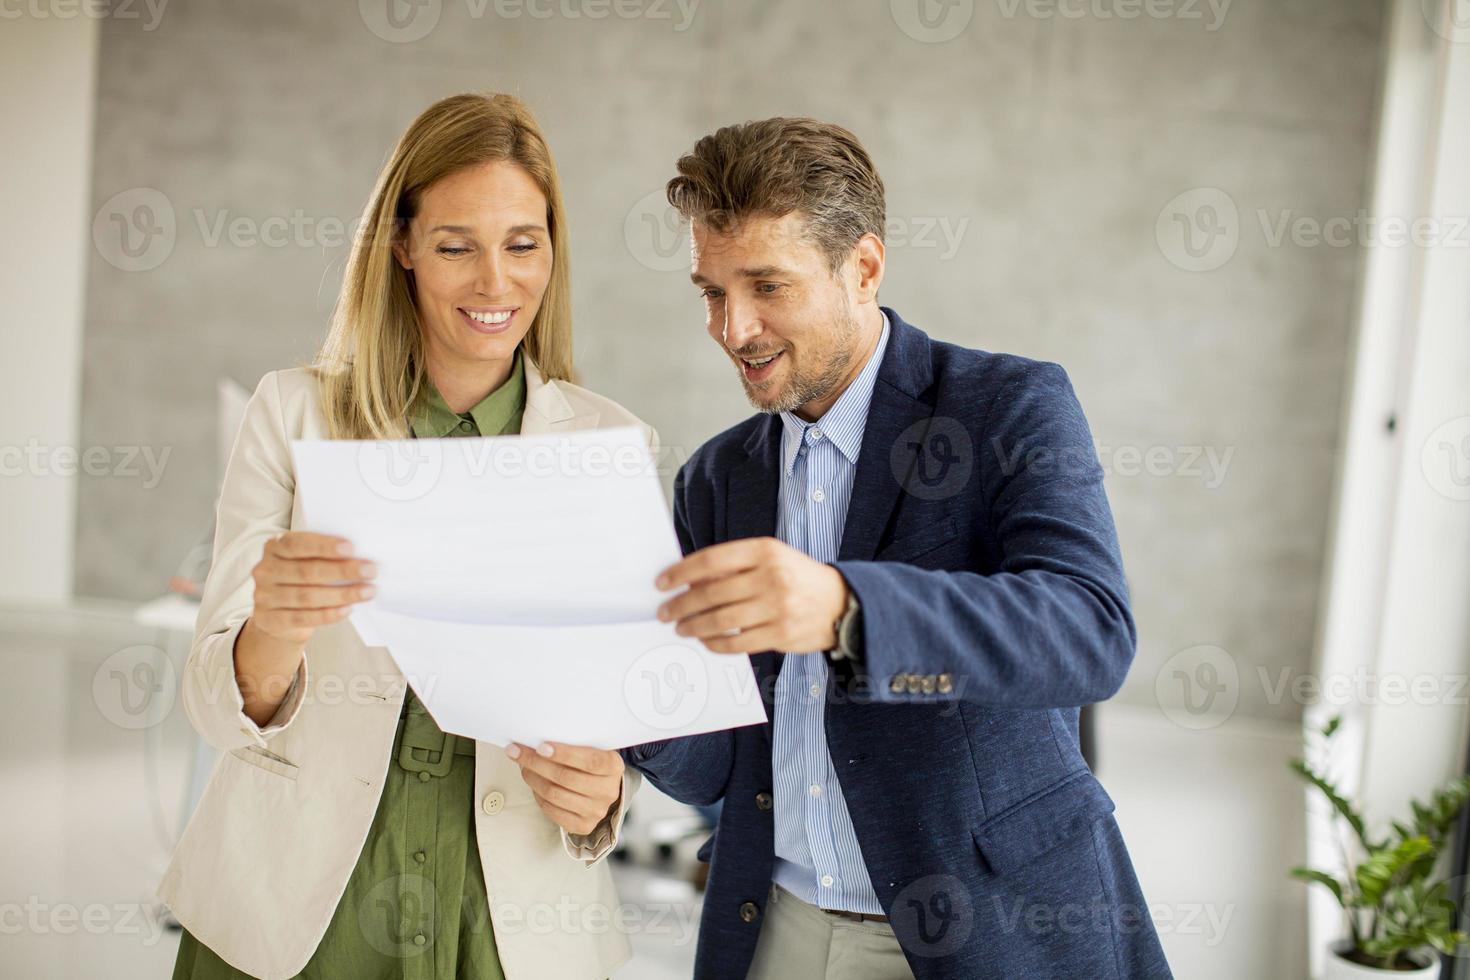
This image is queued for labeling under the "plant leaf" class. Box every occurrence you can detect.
[1291,867,1346,908]
[1291,757,1375,851]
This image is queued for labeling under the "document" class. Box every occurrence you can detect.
[289,426,767,749]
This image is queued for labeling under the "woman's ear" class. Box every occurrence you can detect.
[391,236,413,271]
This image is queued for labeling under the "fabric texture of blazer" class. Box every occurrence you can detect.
[158,356,653,980]
[626,308,1173,980]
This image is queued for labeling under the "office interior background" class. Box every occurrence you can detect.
[2,0,1468,977]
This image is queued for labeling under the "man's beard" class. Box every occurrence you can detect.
[739,299,862,415]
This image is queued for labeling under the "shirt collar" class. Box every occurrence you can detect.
[409,348,526,438]
[779,311,891,477]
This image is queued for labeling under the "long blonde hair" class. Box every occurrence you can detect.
[313,93,575,439]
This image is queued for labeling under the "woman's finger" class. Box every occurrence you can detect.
[267,532,356,560]
[528,743,622,777]
[508,747,605,793]
[256,583,376,611]
[518,767,602,812]
[262,556,378,586]
[258,605,353,632]
[530,796,600,837]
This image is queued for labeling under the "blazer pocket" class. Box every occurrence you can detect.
[229,744,300,781]
[875,516,959,565]
[972,769,1114,876]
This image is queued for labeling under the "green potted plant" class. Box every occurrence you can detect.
[1290,715,1470,977]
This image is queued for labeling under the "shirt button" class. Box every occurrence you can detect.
[413,850,426,864]
[809,784,822,797]
[812,488,826,503]
[482,790,506,815]
[809,426,823,442]
[457,418,473,431]
[413,933,427,946]
[809,682,822,697]
[820,874,834,888]
[417,770,431,782]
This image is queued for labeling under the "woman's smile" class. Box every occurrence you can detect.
[459,305,518,335]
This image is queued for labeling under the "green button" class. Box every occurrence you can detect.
[413,850,426,864]
[418,770,431,782]
[413,933,426,946]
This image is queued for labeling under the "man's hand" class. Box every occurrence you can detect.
[505,742,624,836]
[654,537,850,654]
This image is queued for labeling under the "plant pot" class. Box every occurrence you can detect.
[1324,939,1439,979]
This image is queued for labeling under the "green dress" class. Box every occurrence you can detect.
[173,353,527,980]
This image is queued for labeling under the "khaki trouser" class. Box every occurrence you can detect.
[745,884,917,980]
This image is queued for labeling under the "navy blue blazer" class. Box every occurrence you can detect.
[626,309,1172,980]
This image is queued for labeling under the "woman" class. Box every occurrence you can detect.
[160,93,651,980]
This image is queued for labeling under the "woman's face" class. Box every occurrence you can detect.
[392,160,552,381]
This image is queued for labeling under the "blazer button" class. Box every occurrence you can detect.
[739,901,761,923]
[905,673,923,694]
[937,673,954,694]
[481,790,505,816]
[921,674,937,694]
[755,791,773,811]
[889,675,906,694]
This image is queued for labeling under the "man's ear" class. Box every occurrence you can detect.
[851,232,885,303]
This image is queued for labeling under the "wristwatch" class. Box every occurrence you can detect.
[828,591,864,662]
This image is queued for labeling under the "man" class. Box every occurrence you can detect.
[627,118,1172,980]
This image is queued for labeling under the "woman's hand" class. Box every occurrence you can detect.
[248,532,378,646]
[234,532,377,726]
[505,742,625,836]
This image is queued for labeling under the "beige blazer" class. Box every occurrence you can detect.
[157,358,653,980]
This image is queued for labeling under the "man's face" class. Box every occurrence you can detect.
[690,212,863,418]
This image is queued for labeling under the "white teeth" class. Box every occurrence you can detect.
[465,309,512,324]
[743,353,779,367]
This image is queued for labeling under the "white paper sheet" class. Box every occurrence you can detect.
[289,427,767,748]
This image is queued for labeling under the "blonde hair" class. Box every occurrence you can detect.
[313,93,574,439]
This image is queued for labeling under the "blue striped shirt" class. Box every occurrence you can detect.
[769,312,891,914]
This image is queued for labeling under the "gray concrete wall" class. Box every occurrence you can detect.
[78,0,1385,722]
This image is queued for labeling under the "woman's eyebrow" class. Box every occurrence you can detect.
[427,223,548,235]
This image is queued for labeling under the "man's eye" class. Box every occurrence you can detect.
[701,289,723,300]
[757,283,781,294]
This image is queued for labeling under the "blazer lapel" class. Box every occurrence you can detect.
[726,415,782,544]
[836,309,936,563]
[725,415,785,706]
[519,354,601,435]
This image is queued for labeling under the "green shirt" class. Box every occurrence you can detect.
[173,354,526,980]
